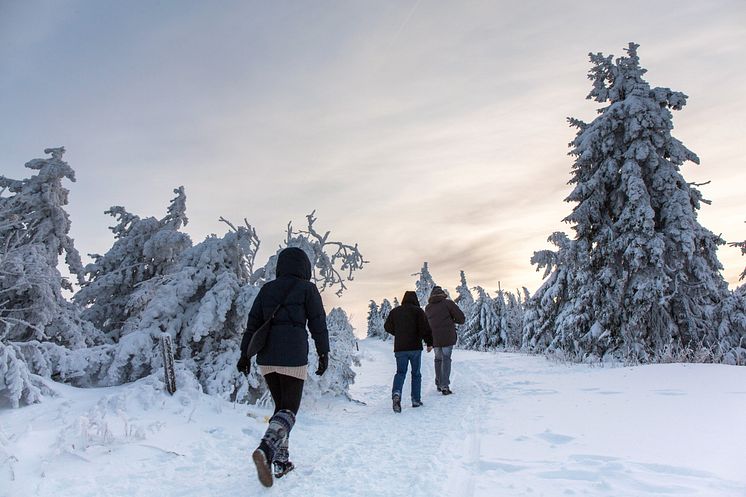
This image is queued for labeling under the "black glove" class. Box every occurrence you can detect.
[315,353,328,376]
[237,355,250,376]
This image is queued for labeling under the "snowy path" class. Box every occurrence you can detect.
[2,340,746,497]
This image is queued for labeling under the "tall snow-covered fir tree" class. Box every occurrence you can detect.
[413,262,436,307]
[378,298,393,341]
[454,271,476,341]
[0,147,95,346]
[74,187,191,340]
[523,43,730,363]
[459,287,498,351]
[494,286,529,349]
[455,271,475,317]
[505,288,530,349]
[366,300,383,339]
[0,148,109,407]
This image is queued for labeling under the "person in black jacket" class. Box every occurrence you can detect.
[237,247,329,487]
[384,291,433,412]
[425,286,465,395]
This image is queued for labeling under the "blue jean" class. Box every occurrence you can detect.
[434,346,453,389]
[392,350,422,402]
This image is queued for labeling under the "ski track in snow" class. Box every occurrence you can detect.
[2,340,746,497]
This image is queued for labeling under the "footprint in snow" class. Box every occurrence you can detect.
[537,430,575,445]
[653,389,686,396]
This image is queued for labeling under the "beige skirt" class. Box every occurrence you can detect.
[259,365,308,381]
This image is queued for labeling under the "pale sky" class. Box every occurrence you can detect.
[1,0,745,332]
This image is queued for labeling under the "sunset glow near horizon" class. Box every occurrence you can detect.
[1,1,744,332]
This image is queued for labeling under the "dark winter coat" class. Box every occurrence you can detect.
[425,287,465,347]
[384,291,433,352]
[240,247,329,367]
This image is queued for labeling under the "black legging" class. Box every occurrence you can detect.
[264,373,304,415]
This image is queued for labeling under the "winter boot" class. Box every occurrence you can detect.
[253,410,296,487]
[441,387,453,395]
[272,426,294,479]
[252,441,273,488]
[412,400,423,408]
[273,460,295,479]
[392,393,402,413]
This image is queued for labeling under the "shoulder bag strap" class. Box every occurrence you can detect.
[265,278,303,325]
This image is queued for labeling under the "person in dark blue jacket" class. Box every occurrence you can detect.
[237,247,329,487]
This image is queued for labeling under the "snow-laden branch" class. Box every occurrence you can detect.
[286,210,367,297]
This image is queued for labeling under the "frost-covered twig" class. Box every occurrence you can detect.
[219,216,261,278]
[291,210,367,296]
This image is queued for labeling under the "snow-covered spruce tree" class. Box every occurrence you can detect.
[454,270,476,341]
[392,297,400,307]
[378,298,393,341]
[458,287,498,351]
[717,291,746,365]
[0,148,111,406]
[104,218,261,396]
[74,187,191,340]
[505,288,529,349]
[495,287,528,349]
[413,262,436,308]
[0,147,97,346]
[716,226,746,364]
[455,271,475,318]
[493,287,510,348]
[366,300,383,339]
[523,44,729,363]
[304,307,360,400]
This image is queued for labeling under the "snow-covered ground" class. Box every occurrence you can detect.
[2,339,745,497]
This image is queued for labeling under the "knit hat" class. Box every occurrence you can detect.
[430,286,447,297]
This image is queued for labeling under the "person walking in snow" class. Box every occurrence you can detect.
[424,286,465,395]
[237,247,329,487]
[384,290,433,412]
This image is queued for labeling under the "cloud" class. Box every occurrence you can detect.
[1,0,744,331]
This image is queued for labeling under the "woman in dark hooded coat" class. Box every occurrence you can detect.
[237,247,329,487]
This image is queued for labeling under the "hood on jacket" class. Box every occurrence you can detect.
[276,247,312,280]
[401,291,420,307]
[428,286,448,304]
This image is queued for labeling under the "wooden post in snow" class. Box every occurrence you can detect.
[160,334,177,395]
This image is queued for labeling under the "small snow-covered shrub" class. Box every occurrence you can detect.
[305,308,360,401]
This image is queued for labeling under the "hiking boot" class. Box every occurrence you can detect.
[412,400,423,408]
[392,394,402,413]
[252,442,274,488]
[441,387,453,395]
[273,460,295,479]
